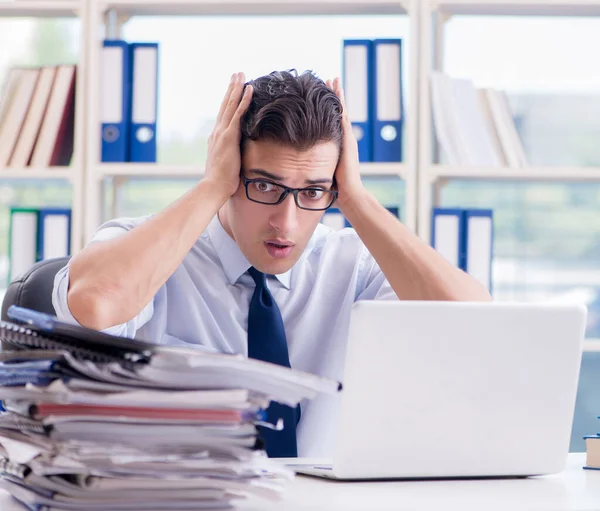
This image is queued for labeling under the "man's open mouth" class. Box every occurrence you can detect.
[265,240,293,249]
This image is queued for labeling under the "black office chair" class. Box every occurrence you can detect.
[1,256,71,321]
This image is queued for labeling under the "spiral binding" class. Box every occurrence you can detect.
[0,456,30,480]
[0,413,47,435]
[0,321,142,369]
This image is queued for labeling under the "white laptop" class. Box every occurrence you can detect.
[288,300,587,480]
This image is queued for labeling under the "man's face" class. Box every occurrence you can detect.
[221,139,339,275]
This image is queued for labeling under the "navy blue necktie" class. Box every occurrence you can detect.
[247,267,299,458]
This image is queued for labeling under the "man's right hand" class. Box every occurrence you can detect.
[66,72,254,332]
[203,72,253,198]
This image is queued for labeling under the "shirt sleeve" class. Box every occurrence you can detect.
[51,216,155,338]
[355,245,399,301]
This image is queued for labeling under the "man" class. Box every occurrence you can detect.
[52,69,491,458]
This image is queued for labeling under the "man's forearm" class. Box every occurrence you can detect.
[339,190,493,301]
[68,179,231,330]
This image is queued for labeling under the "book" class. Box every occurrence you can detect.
[0,64,76,169]
[584,418,600,470]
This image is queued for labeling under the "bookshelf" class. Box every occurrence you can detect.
[96,0,411,16]
[4,0,600,245]
[428,0,600,16]
[426,165,600,182]
[417,0,600,244]
[0,0,87,259]
[84,0,420,241]
[96,162,409,179]
[0,1,81,18]
[2,0,600,454]
[4,0,600,345]
[0,169,74,180]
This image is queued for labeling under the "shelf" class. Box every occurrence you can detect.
[584,340,600,352]
[0,168,74,180]
[426,165,600,182]
[97,0,409,17]
[0,0,80,17]
[97,162,407,179]
[97,164,202,179]
[360,162,407,178]
[431,0,600,17]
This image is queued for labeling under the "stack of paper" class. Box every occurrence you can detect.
[0,308,340,510]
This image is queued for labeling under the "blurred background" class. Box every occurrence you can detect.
[0,2,599,452]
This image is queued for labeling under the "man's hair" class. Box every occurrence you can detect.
[241,69,343,155]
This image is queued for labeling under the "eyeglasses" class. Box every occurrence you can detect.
[242,175,338,211]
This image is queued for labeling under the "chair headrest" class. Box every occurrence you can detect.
[1,256,71,321]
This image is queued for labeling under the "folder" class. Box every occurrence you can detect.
[372,39,403,162]
[321,206,400,231]
[129,42,158,163]
[342,39,373,162]
[431,208,465,270]
[100,40,130,162]
[37,208,72,261]
[8,207,39,284]
[463,209,493,292]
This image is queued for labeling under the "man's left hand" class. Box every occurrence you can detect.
[326,77,367,209]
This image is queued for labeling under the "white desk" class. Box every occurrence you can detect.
[0,454,598,510]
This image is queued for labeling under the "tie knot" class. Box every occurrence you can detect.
[248,267,267,288]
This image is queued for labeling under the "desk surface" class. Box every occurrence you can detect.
[1,454,598,511]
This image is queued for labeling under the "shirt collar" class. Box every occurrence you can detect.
[206,214,292,290]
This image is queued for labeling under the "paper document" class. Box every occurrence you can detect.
[0,307,341,510]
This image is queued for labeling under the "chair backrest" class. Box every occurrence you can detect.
[1,256,71,321]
